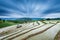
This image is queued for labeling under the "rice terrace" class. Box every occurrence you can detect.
[0,0,60,40]
[0,18,60,40]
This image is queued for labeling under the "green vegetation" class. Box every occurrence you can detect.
[0,18,59,28]
[0,22,15,28]
[8,18,35,23]
[0,19,16,28]
[0,18,34,28]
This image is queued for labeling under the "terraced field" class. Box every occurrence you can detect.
[0,20,60,40]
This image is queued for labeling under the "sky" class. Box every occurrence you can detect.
[0,0,60,18]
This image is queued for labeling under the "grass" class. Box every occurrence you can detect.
[0,20,34,28]
[0,22,15,28]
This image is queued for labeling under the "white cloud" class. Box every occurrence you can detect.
[26,4,49,18]
[0,16,9,18]
[8,13,23,18]
[0,13,25,18]
[42,13,60,18]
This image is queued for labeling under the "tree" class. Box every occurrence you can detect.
[0,18,3,23]
[23,18,32,23]
[0,18,2,21]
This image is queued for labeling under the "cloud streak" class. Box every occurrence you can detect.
[0,0,60,18]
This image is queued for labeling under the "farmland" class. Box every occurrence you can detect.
[0,19,60,40]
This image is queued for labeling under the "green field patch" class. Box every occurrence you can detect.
[0,22,15,28]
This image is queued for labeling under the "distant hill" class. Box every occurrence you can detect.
[0,18,44,20]
[0,18,60,20]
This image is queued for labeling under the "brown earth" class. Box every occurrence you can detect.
[54,31,60,40]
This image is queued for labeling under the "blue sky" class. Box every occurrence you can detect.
[0,0,60,18]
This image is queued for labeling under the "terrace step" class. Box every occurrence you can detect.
[27,23,60,40]
[0,21,44,40]
[12,24,55,40]
[1,23,55,40]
